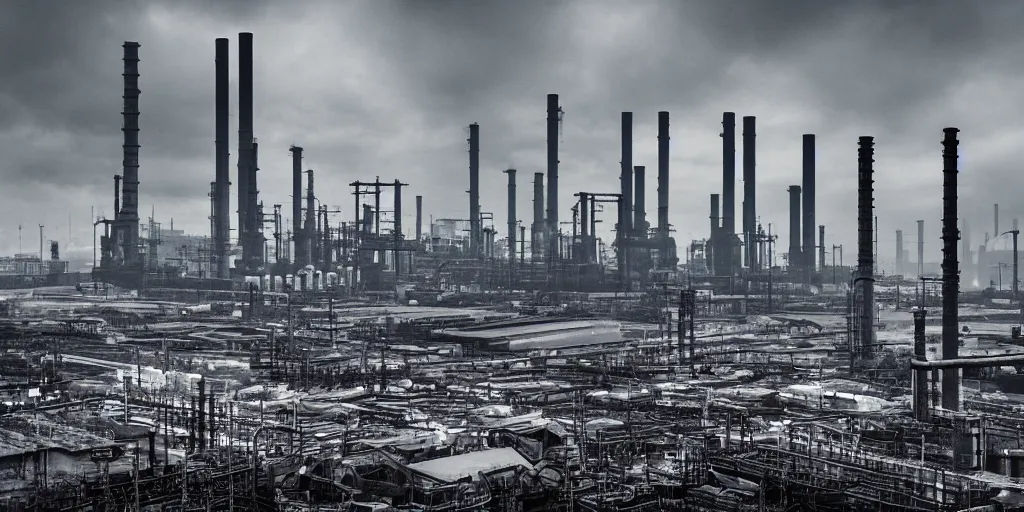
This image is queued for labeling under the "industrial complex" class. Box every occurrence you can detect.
[2,31,1024,512]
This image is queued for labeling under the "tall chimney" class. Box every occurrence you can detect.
[657,111,670,262]
[802,134,815,276]
[788,186,802,270]
[995,203,1000,238]
[896,230,904,275]
[468,123,481,259]
[857,136,875,357]
[504,169,517,262]
[214,38,230,279]
[393,180,402,276]
[546,94,560,261]
[580,193,590,263]
[918,220,925,276]
[532,172,545,260]
[818,225,825,272]
[415,195,423,242]
[621,112,634,237]
[305,170,315,266]
[940,127,961,411]
[742,116,757,270]
[710,194,719,273]
[913,309,929,420]
[720,113,736,277]
[250,141,262,269]
[237,32,254,271]
[633,165,646,238]
[121,42,141,267]
[289,146,304,266]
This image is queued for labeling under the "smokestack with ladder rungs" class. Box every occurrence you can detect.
[857,136,875,358]
[468,123,481,259]
[788,186,801,271]
[120,42,141,267]
[720,113,736,277]
[742,116,757,270]
[657,111,670,259]
[504,169,516,263]
[290,146,304,266]
[634,165,646,238]
[237,32,254,272]
[802,134,815,277]
[214,38,230,279]
[532,172,544,260]
[940,127,961,411]
[546,94,560,262]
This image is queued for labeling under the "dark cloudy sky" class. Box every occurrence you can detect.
[2,0,1023,270]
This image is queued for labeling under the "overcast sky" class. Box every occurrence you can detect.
[2,0,1023,269]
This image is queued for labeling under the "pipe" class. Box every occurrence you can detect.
[857,136,875,358]
[547,94,560,262]
[742,116,756,269]
[788,186,801,271]
[214,38,230,279]
[468,123,481,259]
[121,42,141,267]
[657,111,670,262]
[289,147,304,266]
[415,195,423,242]
[912,309,929,420]
[393,180,402,276]
[918,220,925,276]
[941,127,961,411]
[633,165,646,238]
[236,33,254,273]
[505,169,516,263]
[802,134,815,277]
[532,172,544,260]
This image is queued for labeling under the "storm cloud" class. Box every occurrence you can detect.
[1,0,1022,269]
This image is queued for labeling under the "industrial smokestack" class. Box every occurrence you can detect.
[214,38,230,279]
[818,225,825,272]
[120,42,141,267]
[802,134,815,276]
[393,180,402,276]
[857,136,875,358]
[580,193,590,263]
[237,32,254,271]
[532,172,544,260]
[742,116,757,269]
[896,230,904,276]
[305,170,315,266]
[505,169,517,263]
[546,94,560,261]
[468,123,481,259]
[940,127,961,411]
[621,112,634,238]
[720,113,736,277]
[290,146,304,266]
[415,195,423,242]
[709,194,719,273]
[995,203,999,238]
[788,186,801,270]
[633,166,646,238]
[657,112,670,259]
[918,220,925,276]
